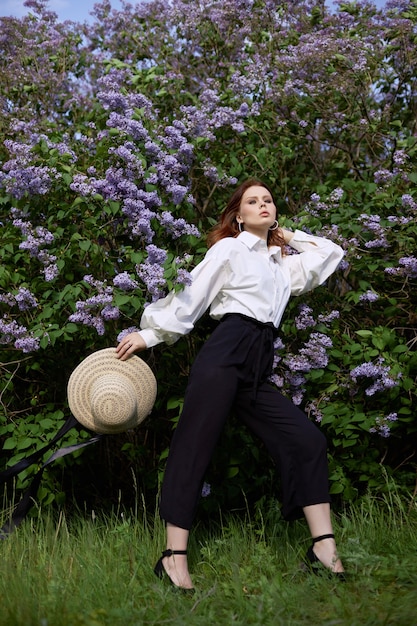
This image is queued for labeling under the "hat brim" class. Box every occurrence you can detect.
[67,348,157,434]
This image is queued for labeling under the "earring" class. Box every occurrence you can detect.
[269,220,279,231]
[238,222,243,232]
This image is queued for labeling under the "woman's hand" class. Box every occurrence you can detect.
[116,332,147,361]
[280,228,295,244]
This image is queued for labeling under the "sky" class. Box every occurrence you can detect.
[0,0,388,22]
[0,0,128,22]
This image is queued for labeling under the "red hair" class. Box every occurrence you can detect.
[206,179,286,250]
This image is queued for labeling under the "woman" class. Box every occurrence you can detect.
[116,179,345,590]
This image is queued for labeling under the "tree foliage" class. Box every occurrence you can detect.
[0,0,416,517]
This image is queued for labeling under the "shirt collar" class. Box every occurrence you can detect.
[237,231,282,260]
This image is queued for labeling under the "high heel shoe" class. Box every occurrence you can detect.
[154,549,195,593]
[305,533,346,581]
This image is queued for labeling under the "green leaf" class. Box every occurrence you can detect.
[356,330,373,338]
[79,240,91,251]
[3,438,17,450]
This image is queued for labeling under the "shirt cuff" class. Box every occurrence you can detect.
[289,229,326,250]
[137,328,162,349]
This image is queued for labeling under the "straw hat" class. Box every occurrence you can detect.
[67,348,157,434]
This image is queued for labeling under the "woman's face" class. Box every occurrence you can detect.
[237,185,277,240]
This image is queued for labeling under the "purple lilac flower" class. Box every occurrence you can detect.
[146,244,168,265]
[13,218,59,280]
[358,214,389,249]
[271,336,285,371]
[14,336,41,353]
[14,288,38,310]
[370,413,398,438]
[286,372,306,388]
[44,263,59,282]
[202,162,238,186]
[295,304,316,330]
[0,318,28,342]
[0,317,41,353]
[201,482,211,497]
[387,215,413,225]
[305,401,323,423]
[299,333,332,370]
[117,327,140,342]
[292,391,304,406]
[158,212,200,239]
[136,262,166,301]
[329,187,344,203]
[70,173,94,196]
[269,373,285,388]
[401,194,417,210]
[359,290,379,303]
[350,360,399,396]
[168,184,188,205]
[69,277,119,335]
[1,164,57,199]
[101,305,120,321]
[365,238,389,249]
[359,214,382,233]
[317,310,340,324]
[385,256,417,279]
[113,272,139,291]
[175,269,193,287]
[374,169,394,185]
[393,150,408,165]
[0,294,16,307]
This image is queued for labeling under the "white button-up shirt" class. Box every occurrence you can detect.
[139,230,344,348]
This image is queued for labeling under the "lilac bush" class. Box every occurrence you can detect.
[0,0,416,507]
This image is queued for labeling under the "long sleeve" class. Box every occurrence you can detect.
[138,230,344,348]
[284,230,344,296]
[139,243,231,348]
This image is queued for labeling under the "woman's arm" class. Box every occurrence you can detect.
[283,230,344,295]
[280,228,295,245]
[117,241,231,360]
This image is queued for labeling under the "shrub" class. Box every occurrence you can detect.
[0,0,416,516]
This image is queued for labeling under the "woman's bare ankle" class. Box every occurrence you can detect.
[163,553,194,589]
[313,538,345,573]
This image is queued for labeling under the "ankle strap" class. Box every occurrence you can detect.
[312,533,335,544]
[161,549,187,557]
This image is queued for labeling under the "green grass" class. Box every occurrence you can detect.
[1,491,416,626]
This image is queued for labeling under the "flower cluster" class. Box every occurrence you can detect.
[271,305,339,405]
[304,188,344,218]
[385,256,417,279]
[12,210,59,281]
[370,413,398,438]
[358,214,389,250]
[113,272,139,292]
[0,317,41,353]
[359,290,379,303]
[0,287,38,311]
[65,68,203,245]
[350,359,399,396]
[158,212,200,240]
[69,275,119,335]
[305,400,326,424]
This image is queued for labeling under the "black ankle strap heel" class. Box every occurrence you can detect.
[305,533,346,580]
[312,533,335,544]
[159,549,188,559]
[153,549,195,593]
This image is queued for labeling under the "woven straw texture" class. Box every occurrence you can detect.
[67,348,157,434]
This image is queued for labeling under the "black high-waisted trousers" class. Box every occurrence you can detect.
[159,313,330,530]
